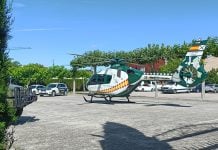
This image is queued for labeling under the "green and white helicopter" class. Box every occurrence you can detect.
[71,39,208,103]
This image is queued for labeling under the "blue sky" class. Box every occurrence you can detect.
[8,0,218,67]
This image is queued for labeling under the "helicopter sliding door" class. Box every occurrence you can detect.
[88,74,112,85]
[87,74,112,93]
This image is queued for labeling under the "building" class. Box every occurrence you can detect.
[128,56,218,73]
[204,56,218,72]
[128,59,165,73]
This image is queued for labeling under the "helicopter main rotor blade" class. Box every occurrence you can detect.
[68,53,84,57]
[69,52,146,66]
[69,53,117,66]
[69,53,110,61]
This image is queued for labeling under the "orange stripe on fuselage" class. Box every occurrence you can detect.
[189,46,199,51]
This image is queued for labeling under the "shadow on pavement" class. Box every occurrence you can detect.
[92,122,218,149]
[145,103,192,107]
[13,116,40,125]
[78,99,136,105]
[94,122,171,150]
[155,122,218,149]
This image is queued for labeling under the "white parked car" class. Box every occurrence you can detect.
[30,84,46,95]
[161,81,190,94]
[135,81,155,92]
[39,83,68,96]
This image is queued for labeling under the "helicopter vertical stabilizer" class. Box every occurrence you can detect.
[172,40,208,87]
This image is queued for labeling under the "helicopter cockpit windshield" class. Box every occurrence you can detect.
[88,74,112,85]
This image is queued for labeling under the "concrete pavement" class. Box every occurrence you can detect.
[12,92,218,149]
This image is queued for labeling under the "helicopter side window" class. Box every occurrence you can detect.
[88,74,112,85]
[89,75,98,85]
[98,75,112,84]
[117,70,121,78]
[105,75,112,84]
[98,75,104,84]
[127,69,135,74]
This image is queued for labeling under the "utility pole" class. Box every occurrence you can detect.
[93,65,97,74]
[154,80,158,99]
[73,78,76,94]
[201,81,205,100]
[52,59,55,67]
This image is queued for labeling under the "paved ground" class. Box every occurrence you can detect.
[12,92,218,150]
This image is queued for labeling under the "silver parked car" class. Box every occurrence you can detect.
[39,83,68,96]
[161,81,190,94]
[30,84,46,95]
[205,84,218,93]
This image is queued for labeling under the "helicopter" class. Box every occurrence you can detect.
[70,39,208,103]
[83,59,144,103]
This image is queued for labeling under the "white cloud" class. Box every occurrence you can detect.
[13,2,25,8]
[15,28,73,32]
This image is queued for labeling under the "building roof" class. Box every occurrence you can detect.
[204,56,218,72]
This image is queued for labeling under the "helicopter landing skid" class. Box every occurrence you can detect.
[83,96,93,103]
[83,95,110,103]
[104,96,112,102]
[83,95,134,103]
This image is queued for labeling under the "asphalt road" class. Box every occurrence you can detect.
[12,92,218,150]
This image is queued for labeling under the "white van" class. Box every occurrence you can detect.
[135,81,162,92]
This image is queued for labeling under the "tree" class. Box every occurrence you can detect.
[159,58,182,73]
[70,37,218,83]
[9,63,49,86]
[206,37,218,57]
[47,65,71,82]
[206,68,218,84]
[71,50,109,74]
[0,0,15,149]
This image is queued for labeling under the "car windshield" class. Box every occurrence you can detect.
[38,86,45,89]
[47,84,57,88]
[206,84,214,87]
[165,81,175,85]
[30,85,36,88]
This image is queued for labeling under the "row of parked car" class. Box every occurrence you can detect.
[135,81,218,94]
[191,83,218,93]
[30,83,68,97]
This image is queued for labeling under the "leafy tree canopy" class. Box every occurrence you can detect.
[70,37,218,74]
[206,68,218,84]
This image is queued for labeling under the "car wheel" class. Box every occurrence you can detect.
[33,95,38,101]
[64,91,67,96]
[33,91,36,95]
[15,108,23,117]
[214,90,217,93]
[52,91,56,97]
